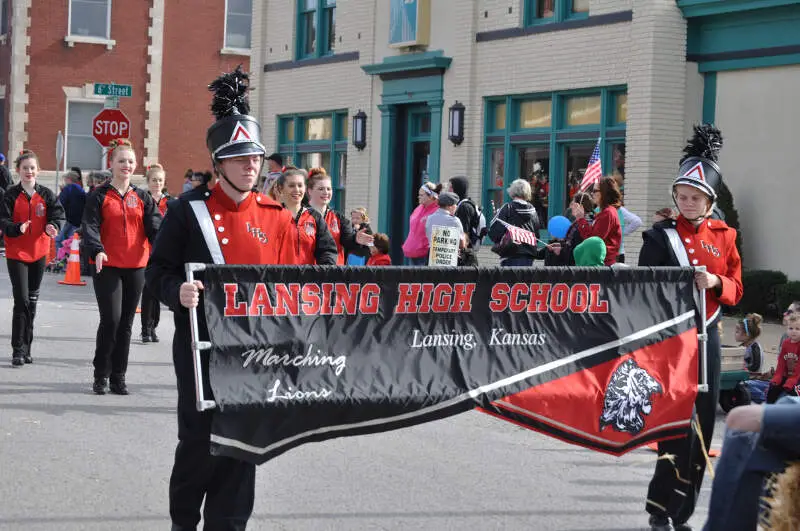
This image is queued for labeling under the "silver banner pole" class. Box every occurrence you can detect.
[185,262,217,411]
[696,265,709,393]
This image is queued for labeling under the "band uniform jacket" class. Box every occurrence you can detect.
[82,183,162,268]
[639,216,743,322]
[293,206,338,265]
[0,183,65,262]
[145,185,297,441]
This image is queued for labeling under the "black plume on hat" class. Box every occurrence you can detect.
[206,65,265,161]
[674,124,724,200]
[680,124,723,164]
[208,65,250,119]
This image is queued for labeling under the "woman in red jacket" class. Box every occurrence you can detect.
[139,163,170,343]
[569,176,621,265]
[276,167,337,265]
[82,139,161,395]
[306,167,372,264]
[0,150,65,366]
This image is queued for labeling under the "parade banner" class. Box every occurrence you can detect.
[202,266,700,465]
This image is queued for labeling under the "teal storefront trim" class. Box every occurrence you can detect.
[701,72,716,124]
[677,0,800,18]
[362,51,451,233]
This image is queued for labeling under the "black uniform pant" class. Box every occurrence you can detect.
[140,284,161,333]
[91,266,145,380]
[7,257,45,355]
[646,318,721,525]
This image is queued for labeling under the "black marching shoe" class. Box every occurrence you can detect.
[141,330,152,343]
[674,524,693,531]
[23,346,32,364]
[649,515,674,531]
[109,377,129,395]
[150,329,159,343]
[93,377,108,395]
[12,353,24,367]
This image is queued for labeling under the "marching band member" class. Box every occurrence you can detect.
[641,125,743,531]
[145,66,297,530]
[0,150,65,366]
[140,164,170,343]
[276,167,337,265]
[306,167,372,264]
[82,138,162,395]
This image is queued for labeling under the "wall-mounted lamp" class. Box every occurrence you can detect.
[352,110,367,151]
[448,101,465,146]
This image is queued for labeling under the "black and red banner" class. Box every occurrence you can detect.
[202,266,699,465]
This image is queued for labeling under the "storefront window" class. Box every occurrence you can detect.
[494,103,506,131]
[336,152,347,208]
[537,0,555,18]
[614,93,628,124]
[565,95,601,126]
[518,146,551,225]
[487,147,505,216]
[299,152,331,172]
[520,100,552,129]
[572,0,590,13]
[564,144,594,212]
[304,117,332,141]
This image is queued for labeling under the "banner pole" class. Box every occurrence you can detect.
[185,262,217,411]
[696,265,709,393]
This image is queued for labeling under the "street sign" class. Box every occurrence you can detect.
[56,131,64,167]
[92,109,131,147]
[93,83,132,98]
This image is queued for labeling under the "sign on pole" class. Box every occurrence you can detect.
[56,131,64,169]
[92,108,130,147]
[93,83,133,98]
[428,225,460,266]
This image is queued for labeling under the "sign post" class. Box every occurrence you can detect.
[92,108,130,148]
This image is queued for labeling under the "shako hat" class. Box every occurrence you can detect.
[206,65,266,161]
[673,124,723,202]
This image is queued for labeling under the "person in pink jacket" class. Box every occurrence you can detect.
[402,181,442,265]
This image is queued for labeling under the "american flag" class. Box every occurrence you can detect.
[497,219,537,246]
[579,139,602,192]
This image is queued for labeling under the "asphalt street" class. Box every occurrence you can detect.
[0,267,720,531]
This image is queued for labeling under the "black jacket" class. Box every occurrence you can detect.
[638,220,682,267]
[348,221,373,259]
[0,165,12,191]
[488,199,542,259]
[544,222,584,266]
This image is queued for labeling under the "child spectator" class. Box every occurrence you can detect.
[736,313,765,373]
[367,233,391,266]
[767,313,800,403]
[779,301,800,347]
[572,236,606,267]
[348,207,373,262]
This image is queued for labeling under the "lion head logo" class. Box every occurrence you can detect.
[599,358,662,435]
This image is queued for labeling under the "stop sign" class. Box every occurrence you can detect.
[92,109,131,147]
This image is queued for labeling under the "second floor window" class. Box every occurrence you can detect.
[1,0,9,35]
[297,0,336,59]
[525,0,589,25]
[225,0,252,50]
[69,0,111,39]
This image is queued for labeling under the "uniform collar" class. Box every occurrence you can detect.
[676,215,711,234]
[211,185,254,212]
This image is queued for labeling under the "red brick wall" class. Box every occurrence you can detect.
[160,0,250,195]
[26,0,149,171]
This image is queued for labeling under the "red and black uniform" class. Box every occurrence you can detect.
[292,206,337,265]
[81,182,161,390]
[145,185,297,529]
[0,183,65,364]
[140,192,172,342]
[320,207,366,265]
[575,205,621,265]
[640,215,742,526]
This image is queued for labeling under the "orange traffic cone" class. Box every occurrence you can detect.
[58,234,87,286]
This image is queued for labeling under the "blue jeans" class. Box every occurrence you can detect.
[703,397,800,531]
[56,221,77,255]
[406,256,428,266]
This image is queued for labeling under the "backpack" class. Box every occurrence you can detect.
[458,198,487,247]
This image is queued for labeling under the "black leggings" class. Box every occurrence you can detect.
[7,257,46,355]
[140,284,161,333]
[92,266,145,380]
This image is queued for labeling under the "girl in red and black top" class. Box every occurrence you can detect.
[0,150,65,367]
[81,139,161,395]
[570,176,622,265]
[277,168,337,265]
[139,164,170,344]
[306,167,372,264]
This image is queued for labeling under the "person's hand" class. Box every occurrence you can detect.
[95,252,108,273]
[19,221,31,234]
[355,229,374,246]
[547,242,562,256]
[180,280,204,309]
[570,203,584,219]
[45,224,58,238]
[694,271,721,290]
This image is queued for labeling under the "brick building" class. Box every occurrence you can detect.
[253,0,800,277]
[0,0,253,195]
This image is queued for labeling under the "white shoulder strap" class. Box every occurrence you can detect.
[189,200,225,265]
[663,228,691,267]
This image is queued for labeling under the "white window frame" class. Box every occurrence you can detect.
[63,86,107,172]
[64,0,116,50]
[221,0,252,56]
